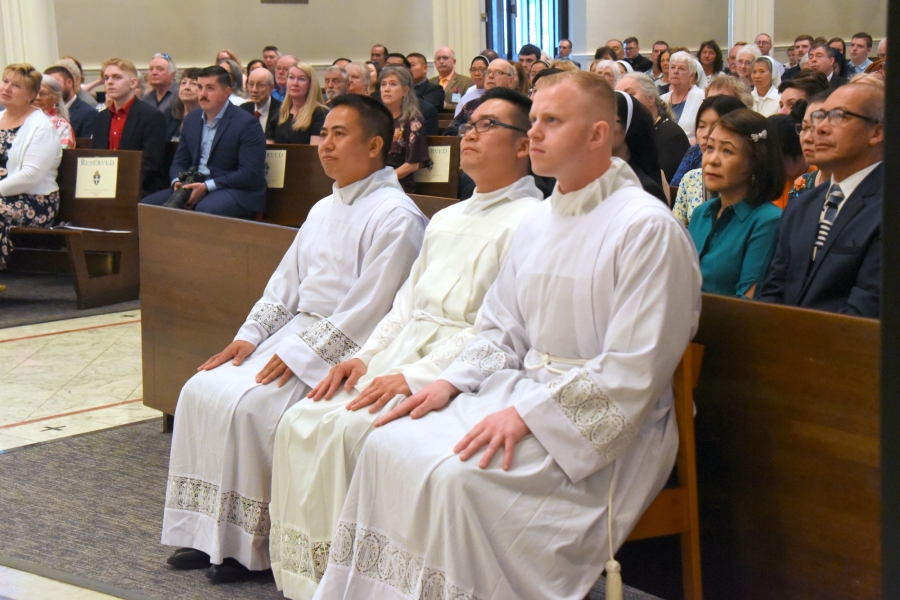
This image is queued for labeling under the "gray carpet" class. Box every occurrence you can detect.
[0,271,140,329]
[0,420,661,600]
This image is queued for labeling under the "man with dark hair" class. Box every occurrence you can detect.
[384,52,411,69]
[263,46,280,74]
[43,65,96,138]
[607,38,625,59]
[624,37,653,72]
[848,33,874,75]
[783,35,815,80]
[91,58,166,196]
[648,40,669,77]
[481,48,500,62]
[777,71,830,114]
[760,81,884,317]
[332,57,351,68]
[808,43,848,88]
[268,86,543,600]
[370,44,388,69]
[142,65,267,216]
[160,90,427,584]
[408,52,445,113]
[556,39,581,68]
[517,43,542,69]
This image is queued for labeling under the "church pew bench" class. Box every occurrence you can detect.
[9,148,144,309]
[416,136,460,199]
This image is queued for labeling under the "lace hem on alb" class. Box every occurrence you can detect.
[369,315,405,350]
[456,338,509,375]
[546,369,637,461]
[270,522,330,583]
[248,301,293,335]
[165,475,270,537]
[298,319,361,366]
[331,521,480,600]
[428,331,472,371]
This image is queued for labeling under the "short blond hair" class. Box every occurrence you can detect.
[550,60,579,72]
[4,63,42,96]
[534,69,616,117]
[100,57,138,79]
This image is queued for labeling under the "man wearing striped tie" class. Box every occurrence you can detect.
[759,80,884,318]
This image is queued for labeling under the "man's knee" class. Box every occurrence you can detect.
[194,191,254,218]
[142,188,172,206]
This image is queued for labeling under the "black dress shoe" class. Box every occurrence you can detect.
[206,558,268,584]
[166,547,211,570]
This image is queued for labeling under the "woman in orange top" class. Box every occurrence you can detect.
[767,102,813,209]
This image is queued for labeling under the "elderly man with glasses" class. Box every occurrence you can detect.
[144,53,179,112]
[442,58,518,135]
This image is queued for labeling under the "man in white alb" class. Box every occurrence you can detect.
[160,94,427,584]
[313,70,702,600]
[268,86,544,600]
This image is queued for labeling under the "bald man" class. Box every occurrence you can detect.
[313,70,701,600]
[241,67,281,139]
[429,46,473,109]
[272,54,297,102]
[442,58,517,135]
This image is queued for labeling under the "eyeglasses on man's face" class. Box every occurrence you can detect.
[459,118,529,137]
[810,108,880,127]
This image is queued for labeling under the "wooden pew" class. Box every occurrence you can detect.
[75,137,91,148]
[262,144,334,227]
[139,206,881,597]
[693,295,880,599]
[10,148,144,309]
[415,136,460,199]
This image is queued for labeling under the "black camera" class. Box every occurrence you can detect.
[163,167,208,209]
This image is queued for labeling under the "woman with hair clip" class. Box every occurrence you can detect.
[688,108,784,297]
[273,63,328,145]
[379,65,432,192]
[612,91,667,203]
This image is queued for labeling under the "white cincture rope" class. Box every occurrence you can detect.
[605,460,623,600]
[523,351,588,375]
[411,309,470,330]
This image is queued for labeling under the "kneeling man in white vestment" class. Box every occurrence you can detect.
[268,87,544,600]
[160,94,427,583]
[313,71,702,600]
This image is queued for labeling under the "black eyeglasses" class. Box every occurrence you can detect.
[810,108,880,127]
[459,118,529,136]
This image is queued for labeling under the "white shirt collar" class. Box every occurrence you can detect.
[65,96,76,109]
[333,166,404,205]
[549,157,642,217]
[830,161,881,201]
[462,175,543,215]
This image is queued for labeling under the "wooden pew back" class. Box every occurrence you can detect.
[415,136,460,199]
[56,148,144,231]
[263,144,334,227]
[694,295,880,599]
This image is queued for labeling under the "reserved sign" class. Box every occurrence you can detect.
[414,145,451,183]
[265,149,287,189]
[75,157,118,198]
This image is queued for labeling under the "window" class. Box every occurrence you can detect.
[486,0,568,60]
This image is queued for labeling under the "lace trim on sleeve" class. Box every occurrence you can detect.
[547,369,637,461]
[369,315,406,350]
[428,331,472,371]
[298,319,361,366]
[456,338,509,375]
[248,301,293,335]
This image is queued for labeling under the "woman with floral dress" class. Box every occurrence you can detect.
[0,63,63,271]
[378,66,432,193]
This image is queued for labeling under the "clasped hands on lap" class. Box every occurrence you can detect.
[198,340,296,387]
[173,180,208,209]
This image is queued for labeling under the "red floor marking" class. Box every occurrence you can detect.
[0,319,141,344]
[0,398,146,430]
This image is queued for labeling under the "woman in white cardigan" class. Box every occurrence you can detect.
[0,63,63,270]
[660,51,705,144]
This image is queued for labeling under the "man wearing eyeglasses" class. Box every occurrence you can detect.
[268,86,542,599]
[624,37,653,73]
[807,43,848,89]
[430,46,473,109]
[144,53,179,113]
[760,81,884,318]
[442,58,517,136]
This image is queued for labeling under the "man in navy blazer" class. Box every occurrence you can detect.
[143,65,267,217]
[759,82,883,318]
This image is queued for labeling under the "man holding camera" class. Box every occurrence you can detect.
[142,65,267,217]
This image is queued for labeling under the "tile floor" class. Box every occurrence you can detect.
[1,309,161,599]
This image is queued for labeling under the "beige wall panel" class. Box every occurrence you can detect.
[773,0,886,48]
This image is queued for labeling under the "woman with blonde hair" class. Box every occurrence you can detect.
[273,62,328,145]
[0,63,63,270]
[34,74,75,148]
[378,66,431,192]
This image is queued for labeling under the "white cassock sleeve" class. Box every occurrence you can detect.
[234,228,307,348]
[514,216,699,483]
[275,208,426,388]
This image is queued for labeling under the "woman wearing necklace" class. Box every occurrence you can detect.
[661,51,706,143]
[0,63,63,273]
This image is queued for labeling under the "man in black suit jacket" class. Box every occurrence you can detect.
[759,83,883,318]
[408,53,446,113]
[142,66,267,218]
[90,58,166,196]
[241,67,281,140]
[808,43,848,89]
[44,65,96,138]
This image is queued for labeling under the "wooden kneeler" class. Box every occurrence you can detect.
[624,342,704,600]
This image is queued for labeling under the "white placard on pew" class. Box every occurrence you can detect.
[75,157,118,198]
[414,145,451,183]
[265,150,287,189]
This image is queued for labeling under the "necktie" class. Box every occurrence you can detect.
[254,110,261,119]
[813,183,844,260]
